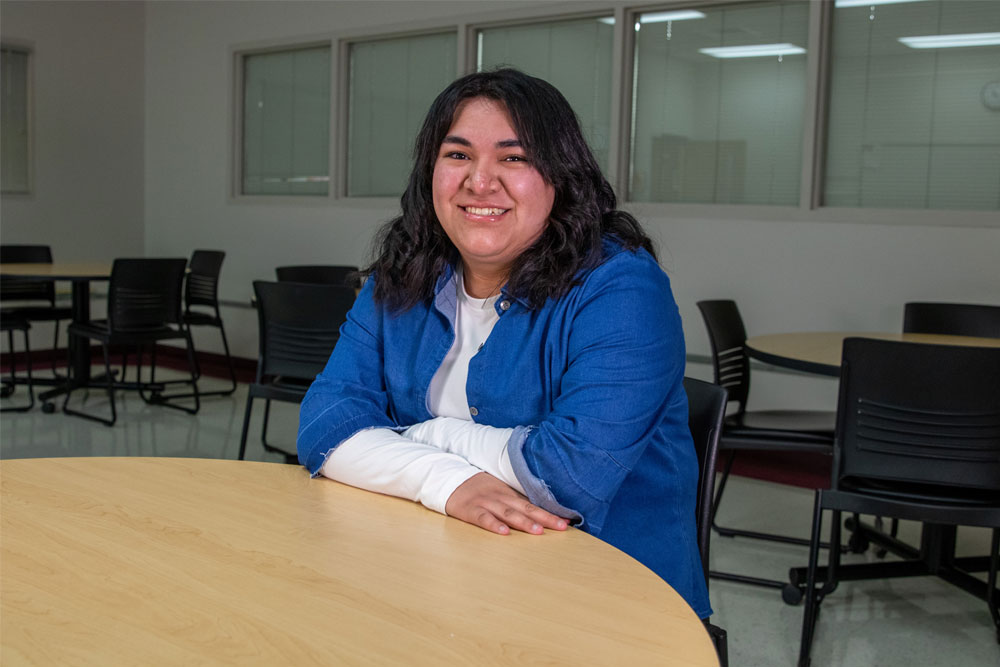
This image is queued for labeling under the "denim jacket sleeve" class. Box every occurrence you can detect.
[297,279,396,474]
[507,249,687,534]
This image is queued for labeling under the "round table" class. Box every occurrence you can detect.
[745,331,1000,377]
[1,457,719,666]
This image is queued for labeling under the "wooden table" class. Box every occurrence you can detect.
[0,262,112,407]
[745,331,1000,377]
[0,457,719,666]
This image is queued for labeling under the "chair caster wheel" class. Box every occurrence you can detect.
[42,402,56,414]
[847,531,869,554]
[782,583,804,606]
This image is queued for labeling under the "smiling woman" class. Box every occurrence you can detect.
[296,69,713,622]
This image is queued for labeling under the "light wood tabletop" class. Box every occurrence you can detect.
[745,331,1000,377]
[1,457,718,666]
[0,262,112,280]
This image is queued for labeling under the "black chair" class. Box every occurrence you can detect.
[696,300,836,592]
[684,376,730,667]
[867,302,1000,548]
[62,258,200,426]
[275,264,361,288]
[0,244,72,376]
[238,280,356,461]
[1,315,34,412]
[795,338,1000,666]
[181,250,237,397]
[903,301,1000,338]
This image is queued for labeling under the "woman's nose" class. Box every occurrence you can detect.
[465,161,499,194]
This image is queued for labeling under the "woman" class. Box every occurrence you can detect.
[298,69,710,619]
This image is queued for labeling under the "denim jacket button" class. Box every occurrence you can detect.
[469,406,479,416]
[499,300,510,311]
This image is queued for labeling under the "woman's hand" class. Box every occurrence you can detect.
[445,472,570,536]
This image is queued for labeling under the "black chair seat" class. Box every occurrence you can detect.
[247,380,309,403]
[727,409,835,433]
[182,311,222,327]
[1,305,72,321]
[68,320,184,344]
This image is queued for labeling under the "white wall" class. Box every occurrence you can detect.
[0,0,145,260]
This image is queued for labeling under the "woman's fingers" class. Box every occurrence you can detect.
[446,472,570,535]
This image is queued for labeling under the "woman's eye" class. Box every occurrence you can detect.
[503,155,528,162]
[443,151,468,160]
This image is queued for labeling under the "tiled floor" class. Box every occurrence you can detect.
[2,371,998,666]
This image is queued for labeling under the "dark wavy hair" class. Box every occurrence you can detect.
[364,67,655,312]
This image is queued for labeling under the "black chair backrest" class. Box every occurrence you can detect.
[275,265,360,288]
[684,377,728,584]
[903,302,1000,339]
[835,337,1000,498]
[0,244,56,304]
[696,300,750,411]
[107,259,187,332]
[252,280,356,382]
[185,250,226,310]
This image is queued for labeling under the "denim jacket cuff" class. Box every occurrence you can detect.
[507,425,584,527]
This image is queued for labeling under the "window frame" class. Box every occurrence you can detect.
[230,38,337,204]
[1,41,34,197]
[337,25,463,200]
[224,0,998,227]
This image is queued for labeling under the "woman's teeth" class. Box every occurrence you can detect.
[465,206,507,216]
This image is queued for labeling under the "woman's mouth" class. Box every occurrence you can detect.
[463,206,509,216]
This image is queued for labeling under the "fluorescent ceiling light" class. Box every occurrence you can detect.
[640,10,706,23]
[898,32,1000,49]
[835,0,928,7]
[699,43,806,59]
[598,11,705,25]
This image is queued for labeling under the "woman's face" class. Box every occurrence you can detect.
[432,97,555,293]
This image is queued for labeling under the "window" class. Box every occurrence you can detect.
[823,0,1000,210]
[476,16,615,174]
[347,32,456,197]
[241,45,331,196]
[629,2,809,205]
[2,46,31,194]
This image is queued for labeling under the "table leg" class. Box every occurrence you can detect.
[38,280,92,406]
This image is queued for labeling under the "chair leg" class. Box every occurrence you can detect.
[1,326,34,412]
[988,528,999,643]
[214,322,238,396]
[798,491,827,667]
[166,323,238,399]
[51,320,62,377]
[261,399,273,449]
[63,341,116,426]
[237,394,254,460]
[138,339,201,415]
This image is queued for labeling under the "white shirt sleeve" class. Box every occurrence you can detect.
[320,428,482,515]
[402,417,526,495]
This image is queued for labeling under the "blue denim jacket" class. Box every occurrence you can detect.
[298,239,711,618]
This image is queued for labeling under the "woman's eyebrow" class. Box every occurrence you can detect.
[441,135,522,149]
